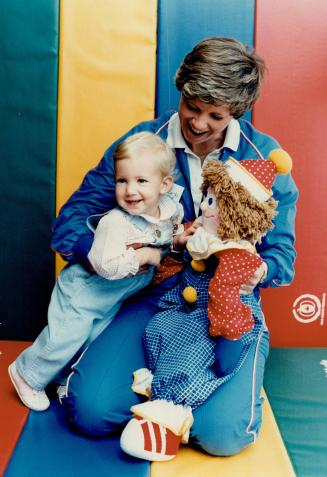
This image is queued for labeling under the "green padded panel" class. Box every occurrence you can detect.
[0,0,59,340]
[264,348,327,477]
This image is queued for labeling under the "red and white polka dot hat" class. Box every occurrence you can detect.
[224,149,292,202]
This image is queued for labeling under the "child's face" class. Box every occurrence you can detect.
[115,150,172,217]
[200,188,220,235]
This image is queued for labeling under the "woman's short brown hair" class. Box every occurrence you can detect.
[175,37,265,118]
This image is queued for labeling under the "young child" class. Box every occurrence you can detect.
[8,131,184,412]
[120,150,293,461]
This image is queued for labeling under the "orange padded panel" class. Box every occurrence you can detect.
[56,0,157,274]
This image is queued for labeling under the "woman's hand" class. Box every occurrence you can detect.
[239,261,268,295]
[173,221,202,251]
[135,247,162,267]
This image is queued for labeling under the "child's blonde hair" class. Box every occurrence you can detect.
[114,132,175,177]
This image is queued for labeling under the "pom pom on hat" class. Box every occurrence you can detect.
[224,148,292,202]
[269,149,292,174]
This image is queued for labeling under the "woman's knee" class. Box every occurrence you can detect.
[59,300,152,436]
[191,412,263,456]
[194,331,268,456]
[62,371,137,437]
[62,386,121,436]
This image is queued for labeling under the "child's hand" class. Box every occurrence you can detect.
[173,221,202,251]
[135,247,162,267]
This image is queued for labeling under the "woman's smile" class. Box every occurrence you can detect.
[178,96,233,156]
[187,123,208,136]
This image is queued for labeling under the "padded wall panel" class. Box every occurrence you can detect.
[56,0,157,273]
[254,0,327,346]
[0,341,31,476]
[0,0,58,340]
[155,0,255,116]
[264,348,327,476]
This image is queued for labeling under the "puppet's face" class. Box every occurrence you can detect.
[200,187,219,235]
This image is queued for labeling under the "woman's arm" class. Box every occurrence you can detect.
[257,171,299,288]
[239,121,299,289]
[51,141,119,267]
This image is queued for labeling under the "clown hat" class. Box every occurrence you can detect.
[224,149,292,202]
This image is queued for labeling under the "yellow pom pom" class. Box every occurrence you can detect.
[191,259,206,272]
[183,286,197,303]
[269,149,292,174]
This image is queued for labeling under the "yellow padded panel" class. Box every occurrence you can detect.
[151,390,295,477]
[56,0,157,273]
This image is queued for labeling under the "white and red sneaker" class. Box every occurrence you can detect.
[120,416,181,461]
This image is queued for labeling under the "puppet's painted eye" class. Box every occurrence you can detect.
[206,192,216,209]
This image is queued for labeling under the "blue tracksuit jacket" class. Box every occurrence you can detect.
[51,111,298,289]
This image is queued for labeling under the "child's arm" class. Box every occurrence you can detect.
[88,210,159,279]
[135,247,162,267]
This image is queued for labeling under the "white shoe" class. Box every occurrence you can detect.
[8,362,50,411]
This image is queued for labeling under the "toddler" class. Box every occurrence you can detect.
[9,132,184,411]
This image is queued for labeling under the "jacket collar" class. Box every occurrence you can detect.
[166,112,240,154]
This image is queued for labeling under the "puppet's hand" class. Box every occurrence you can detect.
[239,262,268,295]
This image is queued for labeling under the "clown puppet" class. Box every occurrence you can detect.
[120,149,292,462]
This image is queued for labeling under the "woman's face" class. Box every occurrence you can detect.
[178,96,233,154]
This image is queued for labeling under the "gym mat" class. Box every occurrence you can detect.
[4,399,149,477]
[264,348,327,477]
[151,389,295,477]
[0,341,31,476]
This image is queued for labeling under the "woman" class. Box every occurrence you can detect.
[52,37,298,456]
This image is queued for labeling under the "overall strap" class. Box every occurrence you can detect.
[86,209,149,234]
[118,209,150,232]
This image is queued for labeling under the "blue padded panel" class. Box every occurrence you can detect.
[156,0,255,117]
[4,400,149,477]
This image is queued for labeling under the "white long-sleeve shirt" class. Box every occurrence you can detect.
[88,195,183,280]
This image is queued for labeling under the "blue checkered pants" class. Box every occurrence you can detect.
[143,265,264,409]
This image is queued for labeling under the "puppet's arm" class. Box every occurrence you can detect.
[208,248,262,339]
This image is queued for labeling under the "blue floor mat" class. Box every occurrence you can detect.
[4,399,149,477]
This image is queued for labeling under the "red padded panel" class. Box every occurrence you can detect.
[0,341,31,476]
[254,1,327,346]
